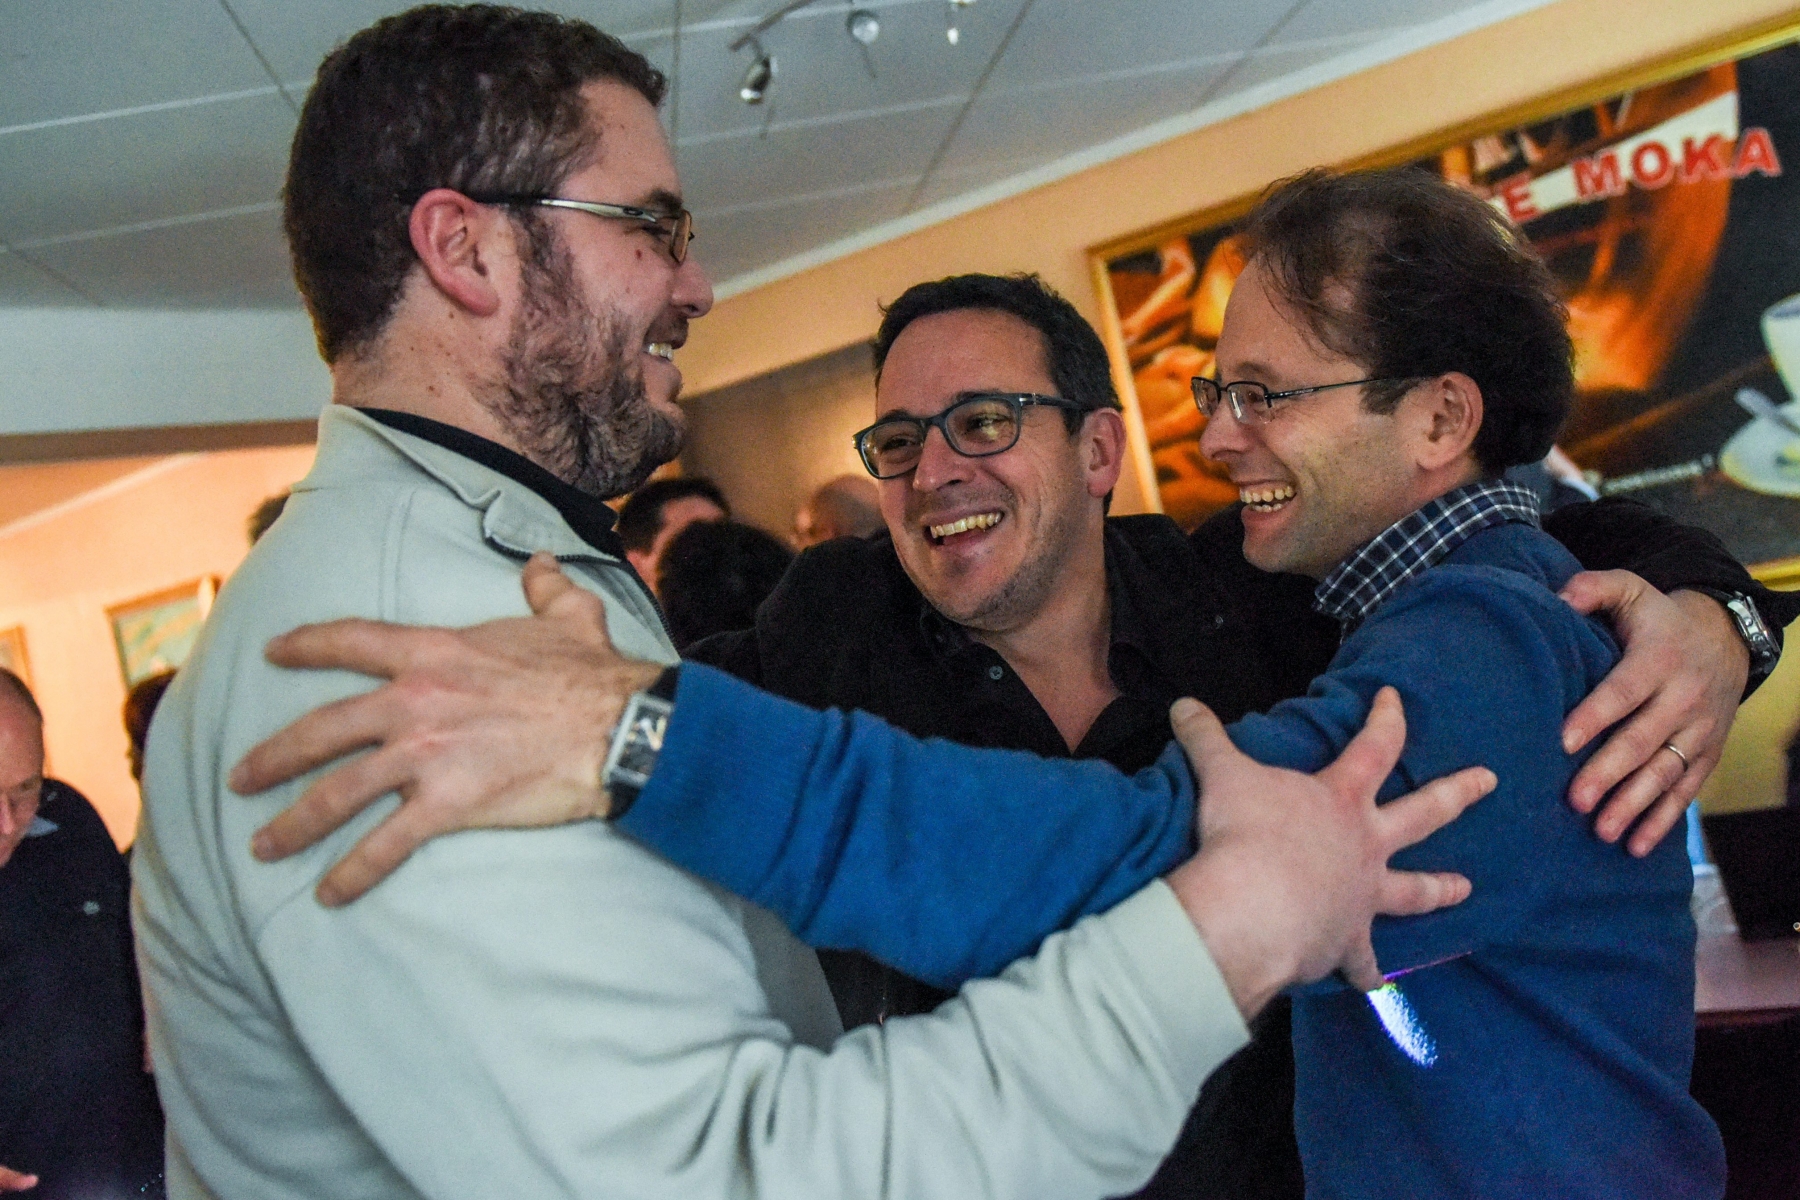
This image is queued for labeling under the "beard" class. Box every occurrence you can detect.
[488,225,684,499]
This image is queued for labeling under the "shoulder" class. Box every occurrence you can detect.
[38,779,119,853]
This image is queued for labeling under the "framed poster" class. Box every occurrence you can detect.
[0,626,28,688]
[1092,17,1800,573]
[108,578,217,688]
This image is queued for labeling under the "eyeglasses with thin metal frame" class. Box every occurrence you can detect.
[464,193,695,263]
[1190,376,1415,423]
[853,391,1091,479]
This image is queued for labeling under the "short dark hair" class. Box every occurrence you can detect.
[658,521,795,651]
[0,669,40,724]
[1239,168,1572,472]
[284,5,667,362]
[247,491,289,545]
[124,670,177,782]
[873,274,1121,434]
[616,477,730,552]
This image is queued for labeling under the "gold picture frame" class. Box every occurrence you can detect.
[0,625,29,688]
[1090,13,1800,576]
[107,577,217,688]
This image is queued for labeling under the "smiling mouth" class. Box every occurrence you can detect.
[646,342,674,361]
[1240,484,1295,512]
[927,511,1002,543]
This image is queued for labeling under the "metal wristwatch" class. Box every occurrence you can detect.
[1688,587,1781,688]
[601,671,678,819]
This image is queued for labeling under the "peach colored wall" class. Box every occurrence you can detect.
[674,0,1800,515]
[680,342,875,538]
[0,444,317,846]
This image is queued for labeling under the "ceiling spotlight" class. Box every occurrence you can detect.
[846,9,879,45]
[946,0,974,45]
[739,40,775,104]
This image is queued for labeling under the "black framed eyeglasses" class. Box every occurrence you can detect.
[853,391,1090,479]
[1190,376,1415,423]
[465,193,695,263]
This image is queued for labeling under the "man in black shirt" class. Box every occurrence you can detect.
[0,669,164,1200]
[682,273,1793,1198]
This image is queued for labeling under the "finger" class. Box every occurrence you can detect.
[1377,869,1472,917]
[1339,935,1385,993]
[1169,697,1233,793]
[1560,662,1660,760]
[0,1166,39,1191]
[229,692,394,795]
[1556,569,1638,617]
[249,746,413,861]
[1376,766,1496,851]
[1625,770,1706,858]
[264,618,438,678]
[1569,689,1689,814]
[314,793,448,906]
[521,552,582,616]
[1589,748,1688,843]
[1316,687,1407,799]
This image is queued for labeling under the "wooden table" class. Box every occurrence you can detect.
[1693,866,1800,1025]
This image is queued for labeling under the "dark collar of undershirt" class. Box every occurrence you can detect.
[358,408,627,559]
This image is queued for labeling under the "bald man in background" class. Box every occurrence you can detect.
[0,669,163,1199]
[794,474,883,547]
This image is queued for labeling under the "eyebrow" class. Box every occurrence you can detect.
[632,187,686,214]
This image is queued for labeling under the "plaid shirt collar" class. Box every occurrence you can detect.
[1313,479,1541,632]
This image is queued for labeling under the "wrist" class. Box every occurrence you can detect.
[1166,846,1300,1021]
[1672,587,1763,688]
[598,664,679,819]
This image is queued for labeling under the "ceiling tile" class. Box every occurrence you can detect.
[983,0,1276,92]
[0,0,269,129]
[695,176,916,282]
[1272,0,1491,46]
[673,0,1030,146]
[1214,31,1390,100]
[678,101,956,212]
[29,206,301,309]
[934,56,1235,178]
[0,93,294,244]
[0,249,94,307]
[224,0,699,85]
[904,150,1057,211]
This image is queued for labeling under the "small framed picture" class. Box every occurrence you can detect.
[107,578,218,688]
[0,625,29,688]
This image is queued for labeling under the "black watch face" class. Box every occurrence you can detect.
[617,711,667,781]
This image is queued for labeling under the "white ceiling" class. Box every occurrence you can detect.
[0,0,1547,310]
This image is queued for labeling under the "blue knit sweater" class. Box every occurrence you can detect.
[622,522,1723,1198]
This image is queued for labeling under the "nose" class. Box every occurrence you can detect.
[1199,397,1253,462]
[673,253,714,320]
[910,423,974,494]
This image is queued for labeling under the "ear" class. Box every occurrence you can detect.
[407,188,506,318]
[1081,408,1128,499]
[1405,372,1483,473]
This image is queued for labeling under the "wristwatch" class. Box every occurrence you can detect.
[1687,587,1781,689]
[601,667,680,819]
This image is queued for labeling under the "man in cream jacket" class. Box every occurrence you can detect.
[133,8,1482,1198]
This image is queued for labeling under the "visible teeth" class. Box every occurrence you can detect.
[929,512,1001,539]
[647,342,673,360]
[1239,483,1296,510]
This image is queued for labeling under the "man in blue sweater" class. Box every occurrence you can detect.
[236,167,1727,1195]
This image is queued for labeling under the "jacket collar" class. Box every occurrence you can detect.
[299,406,627,565]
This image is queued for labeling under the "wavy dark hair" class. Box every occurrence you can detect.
[873,273,1121,434]
[1239,167,1573,471]
[284,5,665,363]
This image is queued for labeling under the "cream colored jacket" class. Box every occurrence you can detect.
[133,405,1248,1200]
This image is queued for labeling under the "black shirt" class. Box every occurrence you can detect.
[687,495,1790,1200]
[0,781,164,1200]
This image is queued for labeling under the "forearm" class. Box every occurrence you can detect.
[260,837,1246,1200]
[1545,497,1799,647]
[619,663,1196,987]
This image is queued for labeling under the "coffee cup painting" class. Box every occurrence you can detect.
[1099,31,1800,572]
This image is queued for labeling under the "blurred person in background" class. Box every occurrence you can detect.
[615,475,727,592]
[124,670,178,786]
[0,669,163,1199]
[657,519,794,651]
[793,474,883,548]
